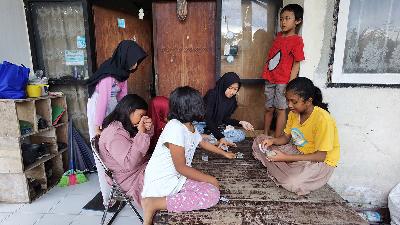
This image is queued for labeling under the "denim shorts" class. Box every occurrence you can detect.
[264,80,287,109]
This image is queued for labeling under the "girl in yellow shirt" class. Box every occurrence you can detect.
[253,77,340,195]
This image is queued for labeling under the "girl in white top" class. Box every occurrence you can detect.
[141,86,235,225]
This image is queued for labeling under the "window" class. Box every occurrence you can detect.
[27,1,89,81]
[332,0,400,85]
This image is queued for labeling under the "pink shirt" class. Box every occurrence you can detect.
[99,121,153,205]
[94,77,128,126]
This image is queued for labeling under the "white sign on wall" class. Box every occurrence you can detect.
[65,50,84,66]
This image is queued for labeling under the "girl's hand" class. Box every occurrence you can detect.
[143,116,152,131]
[208,177,220,189]
[218,138,236,148]
[137,116,151,133]
[266,149,287,162]
[95,126,102,136]
[262,138,274,148]
[239,121,254,131]
[223,151,236,159]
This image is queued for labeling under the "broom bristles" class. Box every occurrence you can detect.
[57,170,88,187]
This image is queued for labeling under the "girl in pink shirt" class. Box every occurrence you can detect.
[99,94,153,208]
[86,40,147,206]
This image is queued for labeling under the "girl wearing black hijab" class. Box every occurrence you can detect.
[86,40,146,206]
[202,72,254,148]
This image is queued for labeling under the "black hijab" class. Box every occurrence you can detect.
[204,72,241,125]
[87,40,147,97]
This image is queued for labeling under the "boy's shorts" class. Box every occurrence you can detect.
[264,80,287,109]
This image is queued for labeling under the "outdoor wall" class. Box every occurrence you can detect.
[0,0,33,68]
[298,0,400,207]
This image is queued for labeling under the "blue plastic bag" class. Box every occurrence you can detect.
[0,61,30,99]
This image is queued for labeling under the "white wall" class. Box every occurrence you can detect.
[299,0,400,207]
[0,0,33,68]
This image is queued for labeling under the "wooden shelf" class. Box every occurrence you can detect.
[24,154,58,172]
[54,123,66,128]
[58,148,68,154]
[20,123,65,139]
[0,94,64,103]
[21,127,51,138]
[28,186,47,203]
[0,95,69,203]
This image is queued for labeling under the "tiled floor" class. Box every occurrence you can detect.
[0,173,143,225]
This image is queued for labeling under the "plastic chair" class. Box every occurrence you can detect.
[90,136,143,225]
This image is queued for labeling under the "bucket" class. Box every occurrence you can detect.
[26,85,42,98]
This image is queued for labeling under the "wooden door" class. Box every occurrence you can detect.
[92,5,153,101]
[153,1,216,97]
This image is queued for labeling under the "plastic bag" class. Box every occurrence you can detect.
[0,61,30,99]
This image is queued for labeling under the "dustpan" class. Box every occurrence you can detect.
[52,105,65,126]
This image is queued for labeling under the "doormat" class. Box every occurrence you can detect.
[83,192,124,212]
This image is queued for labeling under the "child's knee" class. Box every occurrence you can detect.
[281,176,303,193]
[205,183,220,207]
[276,109,286,114]
[265,107,274,113]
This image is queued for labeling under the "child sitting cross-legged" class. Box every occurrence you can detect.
[253,77,340,195]
[141,86,236,225]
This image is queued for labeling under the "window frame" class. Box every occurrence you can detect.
[330,0,400,87]
[24,0,95,84]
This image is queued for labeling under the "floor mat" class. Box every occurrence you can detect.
[153,138,368,225]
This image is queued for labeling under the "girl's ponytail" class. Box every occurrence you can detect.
[313,86,329,112]
[286,77,329,112]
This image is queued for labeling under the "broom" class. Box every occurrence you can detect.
[58,121,87,187]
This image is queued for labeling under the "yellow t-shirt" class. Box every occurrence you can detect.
[284,106,340,167]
